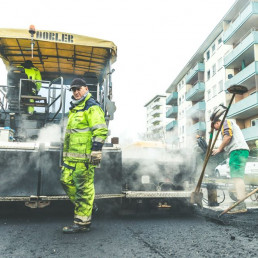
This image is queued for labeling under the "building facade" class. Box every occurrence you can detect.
[145,95,171,142]
[166,0,258,151]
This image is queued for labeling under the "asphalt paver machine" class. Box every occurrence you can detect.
[0,27,122,207]
[0,27,202,211]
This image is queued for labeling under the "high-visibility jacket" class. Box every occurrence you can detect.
[18,66,42,91]
[63,93,108,162]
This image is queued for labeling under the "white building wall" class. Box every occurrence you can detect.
[176,78,191,148]
[145,96,171,141]
[204,33,233,141]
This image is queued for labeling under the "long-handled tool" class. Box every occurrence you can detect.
[191,85,248,206]
[219,187,258,217]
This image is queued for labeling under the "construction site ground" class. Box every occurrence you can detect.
[0,192,258,258]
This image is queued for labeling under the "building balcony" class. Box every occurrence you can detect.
[166,106,178,118]
[185,81,205,101]
[242,125,258,142]
[185,63,204,84]
[166,92,178,105]
[148,99,162,109]
[152,117,162,124]
[150,108,162,116]
[187,122,206,135]
[186,101,205,118]
[152,125,163,132]
[227,92,258,119]
[223,2,258,45]
[166,120,178,131]
[225,61,258,91]
[224,31,258,69]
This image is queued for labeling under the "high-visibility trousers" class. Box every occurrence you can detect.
[60,160,95,224]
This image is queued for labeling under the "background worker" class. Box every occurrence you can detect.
[211,105,249,214]
[18,60,42,114]
[60,78,108,234]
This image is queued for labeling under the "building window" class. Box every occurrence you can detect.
[218,37,222,45]
[212,85,217,97]
[251,119,258,126]
[218,80,223,92]
[212,44,216,53]
[179,97,181,105]
[207,70,210,80]
[206,50,210,61]
[212,64,216,76]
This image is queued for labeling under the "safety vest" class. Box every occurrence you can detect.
[18,66,42,91]
[63,93,108,162]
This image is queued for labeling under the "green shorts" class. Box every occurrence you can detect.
[229,149,249,178]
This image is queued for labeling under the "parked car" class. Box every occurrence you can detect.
[214,156,258,178]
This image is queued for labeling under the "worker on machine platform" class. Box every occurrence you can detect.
[17,60,42,114]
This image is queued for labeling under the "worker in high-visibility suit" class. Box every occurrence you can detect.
[61,78,108,234]
[18,60,42,114]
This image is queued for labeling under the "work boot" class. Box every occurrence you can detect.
[62,223,91,234]
[63,218,91,234]
[227,202,247,214]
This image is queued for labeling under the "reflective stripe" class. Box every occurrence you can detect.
[74,215,92,224]
[93,136,105,144]
[66,128,91,134]
[91,123,107,130]
[63,152,90,159]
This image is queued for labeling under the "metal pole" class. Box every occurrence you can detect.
[219,187,258,217]
[194,93,236,193]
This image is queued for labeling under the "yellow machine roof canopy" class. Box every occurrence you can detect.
[0,28,117,82]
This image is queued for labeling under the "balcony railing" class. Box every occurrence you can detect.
[166,120,178,131]
[152,117,162,124]
[224,30,258,68]
[150,108,162,116]
[225,61,258,90]
[227,92,258,119]
[186,101,205,118]
[242,125,258,142]
[185,81,205,101]
[186,63,204,84]
[187,122,206,135]
[166,106,178,118]
[166,92,178,105]
[223,2,258,44]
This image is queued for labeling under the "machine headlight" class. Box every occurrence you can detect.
[141,175,150,184]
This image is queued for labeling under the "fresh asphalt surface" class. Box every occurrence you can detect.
[0,201,258,258]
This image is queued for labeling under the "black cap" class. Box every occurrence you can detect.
[70,78,87,89]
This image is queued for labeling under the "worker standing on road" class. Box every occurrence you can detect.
[60,78,108,233]
[211,105,249,214]
[18,60,42,114]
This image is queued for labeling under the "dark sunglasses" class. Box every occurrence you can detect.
[71,86,82,92]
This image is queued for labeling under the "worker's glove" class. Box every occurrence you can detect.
[90,151,102,166]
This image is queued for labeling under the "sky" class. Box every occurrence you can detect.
[0,0,236,144]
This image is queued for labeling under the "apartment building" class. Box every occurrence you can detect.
[223,0,258,149]
[145,95,171,141]
[166,0,258,150]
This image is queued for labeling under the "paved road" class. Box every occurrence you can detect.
[0,202,257,258]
